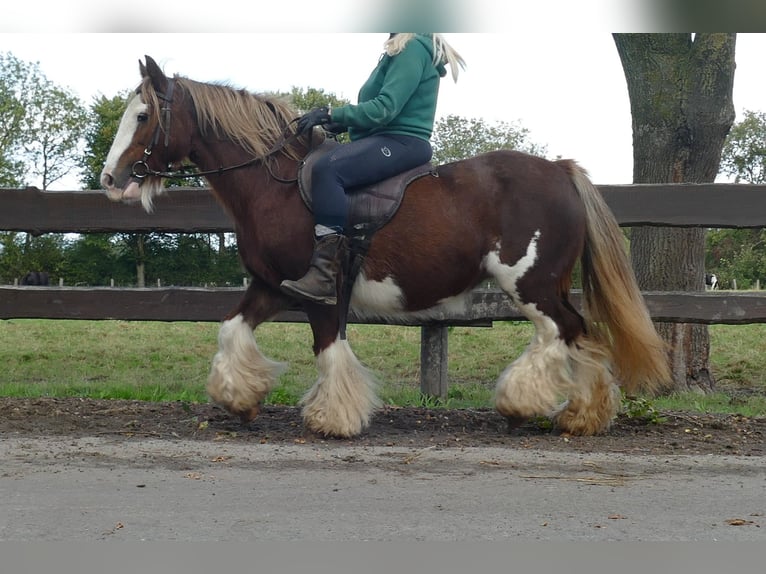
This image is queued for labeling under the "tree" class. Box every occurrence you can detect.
[720,109,766,184]
[289,86,349,113]
[431,115,548,165]
[21,81,88,190]
[0,52,32,186]
[708,109,766,288]
[0,51,88,190]
[288,86,352,143]
[61,234,127,286]
[0,231,66,284]
[613,33,736,393]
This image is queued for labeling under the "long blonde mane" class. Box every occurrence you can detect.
[139,75,308,161]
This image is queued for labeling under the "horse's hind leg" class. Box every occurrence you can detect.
[493,294,576,421]
[495,290,620,435]
[300,305,381,438]
[488,237,619,435]
[551,330,621,435]
[206,279,288,423]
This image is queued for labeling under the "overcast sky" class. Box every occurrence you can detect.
[2,29,764,189]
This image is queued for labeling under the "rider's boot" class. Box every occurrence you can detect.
[280,228,348,305]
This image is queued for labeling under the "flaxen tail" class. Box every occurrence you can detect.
[560,160,671,395]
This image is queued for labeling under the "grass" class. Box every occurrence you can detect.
[0,319,764,416]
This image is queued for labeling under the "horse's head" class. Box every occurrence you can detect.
[100,55,192,212]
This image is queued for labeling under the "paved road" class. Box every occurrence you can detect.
[1,436,764,541]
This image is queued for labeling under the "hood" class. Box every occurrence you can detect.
[414,33,447,78]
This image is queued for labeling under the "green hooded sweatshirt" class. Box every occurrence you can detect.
[330,34,447,141]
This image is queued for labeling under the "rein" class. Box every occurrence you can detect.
[130,78,303,184]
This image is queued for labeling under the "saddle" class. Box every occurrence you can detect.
[297,138,438,339]
[297,139,437,240]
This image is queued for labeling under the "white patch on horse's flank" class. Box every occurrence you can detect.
[350,273,404,313]
[483,230,541,302]
[103,95,147,177]
[349,271,472,321]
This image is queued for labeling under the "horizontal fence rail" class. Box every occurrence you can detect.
[3,184,766,397]
[3,183,766,234]
[3,287,766,326]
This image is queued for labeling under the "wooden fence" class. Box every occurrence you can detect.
[3,184,766,397]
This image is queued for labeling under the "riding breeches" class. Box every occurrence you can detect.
[309,134,433,230]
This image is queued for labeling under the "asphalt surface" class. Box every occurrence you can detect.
[1,436,764,541]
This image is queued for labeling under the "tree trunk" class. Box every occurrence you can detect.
[136,234,146,288]
[613,33,736,393]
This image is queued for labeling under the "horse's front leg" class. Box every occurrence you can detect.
[300,304,381,438]
[206,279,290,423]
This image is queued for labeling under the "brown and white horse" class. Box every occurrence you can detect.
[100,56,670,438]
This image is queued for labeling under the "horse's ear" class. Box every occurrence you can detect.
[141,55,167,92]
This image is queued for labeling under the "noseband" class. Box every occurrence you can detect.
[130,78,303,183]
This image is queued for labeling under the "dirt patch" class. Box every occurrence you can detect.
[1,397,763,456]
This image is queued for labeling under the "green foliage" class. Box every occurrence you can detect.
[0,232,67,283]
[0,52,35,186]
[287,86,352,142]
[706,228,766,289]
[621,395,666,424]
[720,109,766,184]
[709,109,766,287]
[431,114,548,165]
[288,86,350,113]
[41,232,245,287]
[22,83,88,189]
[140,233,244,286]
[61,234,124,285]
[1,51,88,189]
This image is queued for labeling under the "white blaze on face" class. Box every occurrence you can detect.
[101,94,148,201]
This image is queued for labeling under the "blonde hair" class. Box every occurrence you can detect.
[384,33,466,82]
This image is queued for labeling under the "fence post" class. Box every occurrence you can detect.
[420,324,448,399]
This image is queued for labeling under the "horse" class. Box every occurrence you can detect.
[100,55,670,438]
[20,271,50,286]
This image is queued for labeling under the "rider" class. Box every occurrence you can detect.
[280,33,465,305]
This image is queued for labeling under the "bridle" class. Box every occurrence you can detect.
[130,77,304,184]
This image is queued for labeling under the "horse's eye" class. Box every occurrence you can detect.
[137,113,149,122]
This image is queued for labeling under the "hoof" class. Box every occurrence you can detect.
[236,404,261,424]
